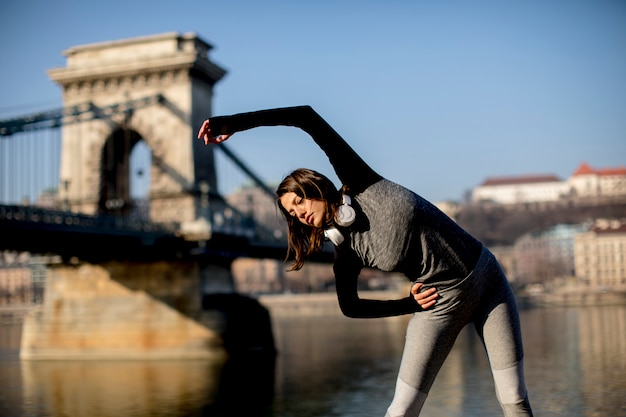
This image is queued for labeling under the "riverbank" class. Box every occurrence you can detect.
[3,286,625,324]
[259,288,626,316]
[258,290,402,317]
[518,286,626,308]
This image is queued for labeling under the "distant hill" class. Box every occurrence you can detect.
[456,200,626,246]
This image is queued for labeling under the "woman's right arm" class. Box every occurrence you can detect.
[197,106,382,193]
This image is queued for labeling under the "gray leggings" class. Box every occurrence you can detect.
[385,247,534,417]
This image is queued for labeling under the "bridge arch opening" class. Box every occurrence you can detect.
[98,127,151,219]
[130,139,152,220]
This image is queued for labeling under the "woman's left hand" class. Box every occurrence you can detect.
[411,283,438,310]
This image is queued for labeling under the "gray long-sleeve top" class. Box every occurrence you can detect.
[208,106,483,318]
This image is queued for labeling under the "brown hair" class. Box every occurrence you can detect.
[276,168,341,271]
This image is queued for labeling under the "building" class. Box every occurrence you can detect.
[471,162,626,205]
[514,223,591,285]
[472,174,569,205]
[225,184,285,240]
[489,245,518,284]
[0,252,48,306]
[569,162,626,200]
[574,219,626,288]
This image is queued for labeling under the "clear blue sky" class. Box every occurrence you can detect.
[1,0,625,202]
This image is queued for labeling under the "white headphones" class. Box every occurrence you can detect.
[324,194,356,246]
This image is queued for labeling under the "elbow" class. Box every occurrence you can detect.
[337,298,359,318]
[339,307,357,318]
[296,105,317,118]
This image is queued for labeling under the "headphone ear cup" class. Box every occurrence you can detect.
[335,204,355,227]
[324,227,344,246]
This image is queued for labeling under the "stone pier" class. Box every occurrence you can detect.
[20,262,230,360]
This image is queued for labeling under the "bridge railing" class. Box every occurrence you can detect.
[0,126,62,206]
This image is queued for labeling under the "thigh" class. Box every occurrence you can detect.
[397,311,467,393]
[475,269,525,369]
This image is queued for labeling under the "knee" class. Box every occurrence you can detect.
[493,360,528,405]
[386,378,428,417]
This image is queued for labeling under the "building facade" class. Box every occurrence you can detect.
[513,223,591,285]
[574,219,626,288]
[0,252,47,306]
[569,162,626,199]
[472,162,626,205]
[472,175,569,205]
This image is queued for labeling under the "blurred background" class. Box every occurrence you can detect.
[1,1,625,416]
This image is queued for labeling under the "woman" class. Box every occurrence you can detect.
[197,106,533,417]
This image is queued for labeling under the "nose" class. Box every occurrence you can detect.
[294,205,306,218]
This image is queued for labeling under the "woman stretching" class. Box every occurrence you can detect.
[197,106,534,417]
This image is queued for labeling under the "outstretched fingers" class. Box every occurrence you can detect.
[198,119,232,145]
[197,120,212,145]
[197,119,230,145]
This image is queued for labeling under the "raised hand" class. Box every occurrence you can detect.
[197,119,232,145]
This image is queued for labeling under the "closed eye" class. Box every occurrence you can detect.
[284,195,304,218]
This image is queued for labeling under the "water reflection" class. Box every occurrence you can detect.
[195,293,277,416]
[272,315,408,417]
[521,306,626,417]
[16,350,277,417]
[198,351,276,417]
[577,306,626,417]
[21,359,222,417]
[1,305,625,417]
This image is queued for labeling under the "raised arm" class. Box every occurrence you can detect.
[197,106,382,193]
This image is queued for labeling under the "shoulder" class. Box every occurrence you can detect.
[359,178,416,200]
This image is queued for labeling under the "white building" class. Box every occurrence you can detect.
[472,175,569,205]
[472,162,626,205]
[569,162,626,199]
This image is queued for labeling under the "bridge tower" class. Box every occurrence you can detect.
[16,33,282,361]
[48,32,226,224]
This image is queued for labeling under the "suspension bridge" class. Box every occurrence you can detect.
[0,92,292,263]
[0,32,331,360]
[0,90,294,260]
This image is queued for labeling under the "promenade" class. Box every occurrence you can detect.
[259,290,405,317]
[3,286,624,326]
[258,285,626,317]
[521,285,626,307]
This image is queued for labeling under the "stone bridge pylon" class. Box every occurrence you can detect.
[48,32,226,224]
[18,33,279,361]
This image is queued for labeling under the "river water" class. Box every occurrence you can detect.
[1,304,624,417]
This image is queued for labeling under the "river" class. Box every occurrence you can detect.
[1,304,624,417]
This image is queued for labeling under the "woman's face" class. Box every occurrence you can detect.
[279,192,326,228]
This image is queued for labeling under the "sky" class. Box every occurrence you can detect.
[1,0,625,203]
